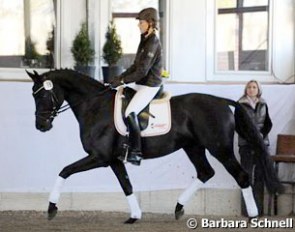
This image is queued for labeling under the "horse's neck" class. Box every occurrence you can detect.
[57,73,105,103]
[55,73,111,119]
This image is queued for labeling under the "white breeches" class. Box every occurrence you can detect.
[125,84,161,117]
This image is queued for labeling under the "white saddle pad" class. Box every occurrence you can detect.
[114,87,172,137]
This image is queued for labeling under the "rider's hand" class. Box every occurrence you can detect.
[109,76,124,88]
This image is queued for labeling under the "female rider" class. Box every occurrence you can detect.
[110,7,163,166]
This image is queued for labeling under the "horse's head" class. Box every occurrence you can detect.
[26,70,64,132]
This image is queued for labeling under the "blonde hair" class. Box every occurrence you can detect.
[242,80,262,98]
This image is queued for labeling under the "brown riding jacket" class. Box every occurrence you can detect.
[120,32,163,87]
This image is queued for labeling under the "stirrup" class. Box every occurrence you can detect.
[127,151,143,166]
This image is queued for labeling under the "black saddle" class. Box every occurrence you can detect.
[121,86,164,131]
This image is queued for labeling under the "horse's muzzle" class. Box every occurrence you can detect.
[36,118,53,132]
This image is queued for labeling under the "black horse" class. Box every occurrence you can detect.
[26,69,282,223]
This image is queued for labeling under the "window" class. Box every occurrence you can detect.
[0,0,56,69]
[216,0,270,72]
[111,0,167,69]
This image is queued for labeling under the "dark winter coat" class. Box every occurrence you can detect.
[120,32,162,87]
[238,96,272,146]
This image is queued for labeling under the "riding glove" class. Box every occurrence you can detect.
[110,76,124,88]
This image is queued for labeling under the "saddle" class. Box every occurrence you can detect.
[121,86,163,130]
[114,86,172,137]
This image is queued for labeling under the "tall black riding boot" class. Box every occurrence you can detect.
[126,112,143,166]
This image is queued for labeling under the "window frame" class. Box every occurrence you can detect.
[0,0,61,81]
[206,0,275,82]
[217,1,270,72]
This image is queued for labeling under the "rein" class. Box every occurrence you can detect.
[33,85,112,120]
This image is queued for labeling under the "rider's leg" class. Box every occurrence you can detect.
[125,112,142,165]
[124,84,161,117]
[124,84,160,165]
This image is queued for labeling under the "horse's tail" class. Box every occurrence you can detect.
[226,99,283,194]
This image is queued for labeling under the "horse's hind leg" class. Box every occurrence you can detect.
[209,146,258,217]
[175,145,215,220]
[110,159,141,223]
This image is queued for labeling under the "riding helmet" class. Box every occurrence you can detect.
[136,7,159,24]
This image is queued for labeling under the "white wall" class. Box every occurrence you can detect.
[1,81,295,215]
[1,81,295,193]
[168,0,206,82]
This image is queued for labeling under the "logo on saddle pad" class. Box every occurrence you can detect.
[114,87,172,137]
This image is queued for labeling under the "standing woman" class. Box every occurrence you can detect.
[110,7,163,166]
[238,80,273,216]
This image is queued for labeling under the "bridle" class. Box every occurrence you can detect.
[33,81,112,122]
[33,84,69,121]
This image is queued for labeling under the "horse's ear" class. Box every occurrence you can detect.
[26,70,40,83]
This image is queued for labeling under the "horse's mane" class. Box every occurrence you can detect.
[45,69,108,92]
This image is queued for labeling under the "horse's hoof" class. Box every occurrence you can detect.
[124,218,138,224]
[47,202,58,220]
[175,203,184,220]
[175,208,184,220]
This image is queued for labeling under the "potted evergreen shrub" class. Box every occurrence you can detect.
[71,22,95,77]
[23,36,40,67]
[102,20,123,83]
[46,28,54,68]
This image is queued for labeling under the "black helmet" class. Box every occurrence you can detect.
[136,7,159,23]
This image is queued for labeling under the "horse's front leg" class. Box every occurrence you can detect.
[110,159,142,223]
[47,154,106,220]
